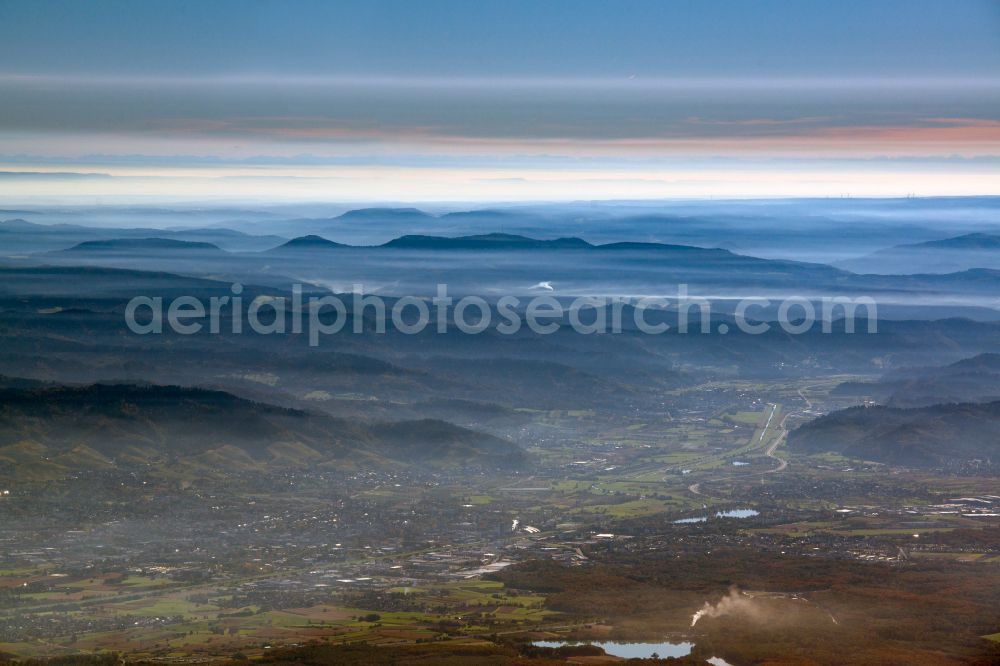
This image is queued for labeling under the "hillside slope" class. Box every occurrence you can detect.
[0,383,525,478]
[789,400,1000,467]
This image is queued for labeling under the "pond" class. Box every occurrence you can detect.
[716,508,759,519]
[532,641,733,664]
[673,508,760,523]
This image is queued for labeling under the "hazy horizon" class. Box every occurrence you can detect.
[2,0,998,201]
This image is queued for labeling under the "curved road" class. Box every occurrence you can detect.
[687,402,790,496]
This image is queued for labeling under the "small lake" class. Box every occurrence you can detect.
[717,508,759,518]
[532,641,732,664]
[673,508,760,524]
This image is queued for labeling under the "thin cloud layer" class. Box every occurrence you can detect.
[0,1,997,201]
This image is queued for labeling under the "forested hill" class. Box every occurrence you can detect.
[789,401,1000,467]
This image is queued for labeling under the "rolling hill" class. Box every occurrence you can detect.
[789,400,1000,467]
[833,353,1000,407]
[838,233,1000,274]
[0,383,525,478]
[271,234,348,250]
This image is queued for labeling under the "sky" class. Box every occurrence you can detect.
[0,0,998,203]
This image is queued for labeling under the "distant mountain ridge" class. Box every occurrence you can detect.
[268,231,732,253]
[12,215,1000,311]
[0,218,41,230]
[1,218,287,253]
[63,237,225,252]
[838,232,1000,274]
[902,233,1000,250]
[335,207,434,221]
[381,232,593,250]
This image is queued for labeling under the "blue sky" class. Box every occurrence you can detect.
[0,0,998,202]
[3,0,998,77]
